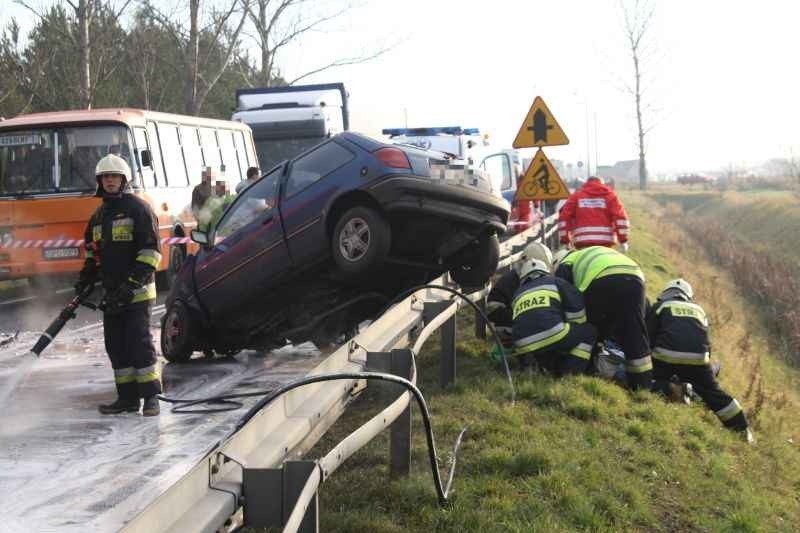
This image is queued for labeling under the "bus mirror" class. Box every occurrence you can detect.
[140,149,152,167]
[191,230,208,245]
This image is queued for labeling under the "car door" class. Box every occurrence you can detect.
[279,139,356,267]
[193,167,290,325]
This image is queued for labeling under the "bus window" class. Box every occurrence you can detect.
[233,130,249,177]
[180,125,204,186]
[146,121,164,186]
[157,122,188,187]
[218,130,241,182]
[0,131,55,195]
[133,126,156,188]
[199,127,221,173]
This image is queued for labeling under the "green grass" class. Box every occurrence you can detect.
[248,191,800,532]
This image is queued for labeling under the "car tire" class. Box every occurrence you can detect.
[160,301,195,363]
[156,245,186,292]
[449,233,500,287]
[331,206,391,276]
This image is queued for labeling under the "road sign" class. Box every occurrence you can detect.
[512,96,569,148]
[516,148,569,201]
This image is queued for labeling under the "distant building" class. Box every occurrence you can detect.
[596,160,640,184]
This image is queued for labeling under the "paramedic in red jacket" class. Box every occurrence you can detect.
[558,176,630,250]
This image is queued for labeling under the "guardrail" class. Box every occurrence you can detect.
[123,210,560,533]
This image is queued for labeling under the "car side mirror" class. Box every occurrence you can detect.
[191,230,208,245]
[140,149,152,168]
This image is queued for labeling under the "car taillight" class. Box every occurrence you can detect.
[374,147,411,169]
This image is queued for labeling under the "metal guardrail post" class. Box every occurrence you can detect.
[242,461,318,532]
[474,296,486,340]
[366,349,413,478]
[423,301,457,388]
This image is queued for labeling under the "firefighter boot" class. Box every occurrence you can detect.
[98,397,140,414]
[142,396,160,416]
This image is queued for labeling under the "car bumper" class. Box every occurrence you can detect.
[367,176,509,234]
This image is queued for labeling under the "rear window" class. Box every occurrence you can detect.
[284,141,354,198]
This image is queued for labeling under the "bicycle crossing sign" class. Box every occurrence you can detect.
[512,96,569,148]
[516,148,569,201]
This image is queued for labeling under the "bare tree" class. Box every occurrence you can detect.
[144,0,252,115]
[620,0,655,190]
[15,0,132,109]
[244,0,391,88]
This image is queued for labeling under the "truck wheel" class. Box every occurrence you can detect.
[449,233,500,288]
[331,206,390,276]
[161,301,195,363]
[156,245,186,292]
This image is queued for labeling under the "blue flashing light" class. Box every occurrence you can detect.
[381,126,481,137]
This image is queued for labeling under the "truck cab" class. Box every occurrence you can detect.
[232,83,349,172]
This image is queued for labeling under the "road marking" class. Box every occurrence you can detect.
[0,296,36,306]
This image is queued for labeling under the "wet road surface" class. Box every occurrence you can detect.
[0,284,328,532]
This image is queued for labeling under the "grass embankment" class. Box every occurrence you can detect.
[253,192,800,532]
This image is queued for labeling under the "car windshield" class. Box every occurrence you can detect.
[0,125,134,196]
[254,137,324,172]
[214,166,280,240]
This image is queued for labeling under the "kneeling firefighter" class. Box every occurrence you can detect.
[74,154,163,416]
[647,279,752,440]
[553,245,651,389]
[510,253,596,376]
[486,242,554,355]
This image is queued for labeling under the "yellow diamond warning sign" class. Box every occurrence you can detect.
[516,149,569,201]
[512,96,569,148]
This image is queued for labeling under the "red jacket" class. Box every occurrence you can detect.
[558,178,629,248]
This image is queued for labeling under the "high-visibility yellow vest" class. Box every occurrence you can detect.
[561,246,643,292]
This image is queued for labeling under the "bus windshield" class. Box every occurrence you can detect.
[255,137,324,172]
[0,125,133,196]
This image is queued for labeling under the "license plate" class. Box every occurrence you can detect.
[43,247,80,260]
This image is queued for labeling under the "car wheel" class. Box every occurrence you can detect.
[160,301,195,363]
[331,206,390,276]
[449,233,500,287]
[156,244,186,291]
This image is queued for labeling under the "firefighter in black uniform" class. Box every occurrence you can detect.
[511,254,596,376]
[647,279,752,441]
[486,242,554,353]
[74,154,163,416]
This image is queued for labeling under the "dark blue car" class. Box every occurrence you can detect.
[161,132,509,361]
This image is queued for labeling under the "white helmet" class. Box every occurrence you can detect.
[521,242,553,270]
[552,248,572,270]
[515,257,550,280]
[95,153,131,183]
[661,278,693,300]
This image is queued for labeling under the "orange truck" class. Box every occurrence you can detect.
[0,108,258,288]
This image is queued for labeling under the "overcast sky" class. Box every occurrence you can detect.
[3,0,799,175]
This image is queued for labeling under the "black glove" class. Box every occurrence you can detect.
[104,283,135,315]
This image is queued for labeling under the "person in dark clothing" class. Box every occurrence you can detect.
[510,254,596,376]
[74,154,162,416]
[553,246,651,389]
[647,279,752,441]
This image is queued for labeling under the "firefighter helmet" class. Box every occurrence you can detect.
[662,278,694,300]
[521,242,553,270]
[515,257,550,280]
[95,154,131,183]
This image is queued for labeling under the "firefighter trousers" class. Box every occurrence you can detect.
[584,274,652,390]
[103,301,162,400]
[653,360,748,431]
[519,322,596,377]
